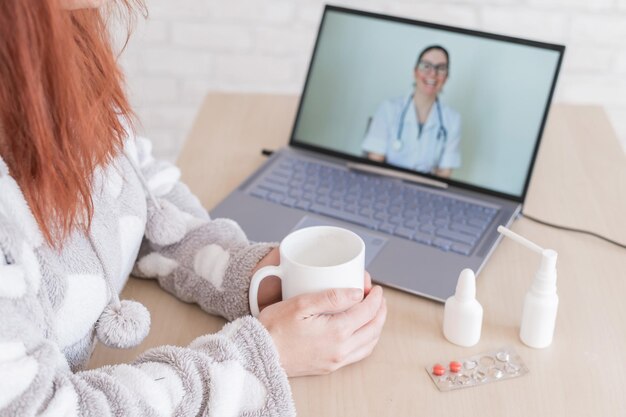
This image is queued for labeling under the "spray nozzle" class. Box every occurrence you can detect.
[497,225,544,254]
[497,226,558,294]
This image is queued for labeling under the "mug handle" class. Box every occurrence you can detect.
[249,265,283,317]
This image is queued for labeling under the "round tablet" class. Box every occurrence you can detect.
[432,364,446,376]
[449,361,462,373]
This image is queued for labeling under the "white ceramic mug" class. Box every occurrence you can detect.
[249,226,365,317]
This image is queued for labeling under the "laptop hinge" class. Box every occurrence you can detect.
[346,162,448,189]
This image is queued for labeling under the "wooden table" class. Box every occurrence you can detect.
[90,93,626,416]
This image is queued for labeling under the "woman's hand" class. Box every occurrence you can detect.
[253,246,375,311]
[258,285,387,377]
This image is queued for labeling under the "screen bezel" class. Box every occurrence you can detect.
[288,4,565,203]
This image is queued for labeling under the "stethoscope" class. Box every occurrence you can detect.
[392,94,447,152]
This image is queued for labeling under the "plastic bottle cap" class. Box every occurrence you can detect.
[455,268,476,301]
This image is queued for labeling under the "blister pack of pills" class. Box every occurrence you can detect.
[426,346,528,391]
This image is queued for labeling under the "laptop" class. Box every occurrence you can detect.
[211,5,565,302]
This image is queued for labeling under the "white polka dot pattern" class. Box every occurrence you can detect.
[137,253,179,278]
[119,215,146,280]
[0,341,39,409]
[193,244,230,290]
[0,138,293,416]
[208,361,267,416]
[137,362,185,412]
[38,384,79,417]
[0,265,26,299]
[112,364,182,417]
[147,165,181,197]
[55,274,108,348]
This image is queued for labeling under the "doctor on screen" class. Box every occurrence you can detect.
[362,45,461,178]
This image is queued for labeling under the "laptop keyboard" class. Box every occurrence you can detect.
[247,157,498,256]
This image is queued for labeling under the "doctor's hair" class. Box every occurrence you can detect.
[415,45,450,73]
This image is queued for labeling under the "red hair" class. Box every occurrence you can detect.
[0,0,144,247]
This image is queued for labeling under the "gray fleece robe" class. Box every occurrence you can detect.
[0,135,296,416]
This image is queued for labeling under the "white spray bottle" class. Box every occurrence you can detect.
[497,226,559,348]
[443,269,483,347]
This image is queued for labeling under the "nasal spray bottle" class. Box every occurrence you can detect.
[443,269,483,347]
[497,226,558,348]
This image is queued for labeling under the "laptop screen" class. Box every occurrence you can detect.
[290,6,564,201]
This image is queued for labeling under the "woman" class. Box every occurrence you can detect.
[0,1,387,416]
[362,45,461,178]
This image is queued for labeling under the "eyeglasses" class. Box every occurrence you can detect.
[417,60,448,76]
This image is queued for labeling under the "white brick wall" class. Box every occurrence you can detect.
[118,0,626,160]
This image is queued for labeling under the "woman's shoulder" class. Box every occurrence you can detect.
[376,93,411,115]
[387,93,411,106]
[438,100,461,123]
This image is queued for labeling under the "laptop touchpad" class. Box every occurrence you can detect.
[291,216,387,267]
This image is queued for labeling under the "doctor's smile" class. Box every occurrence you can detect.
[415,50,449,96]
